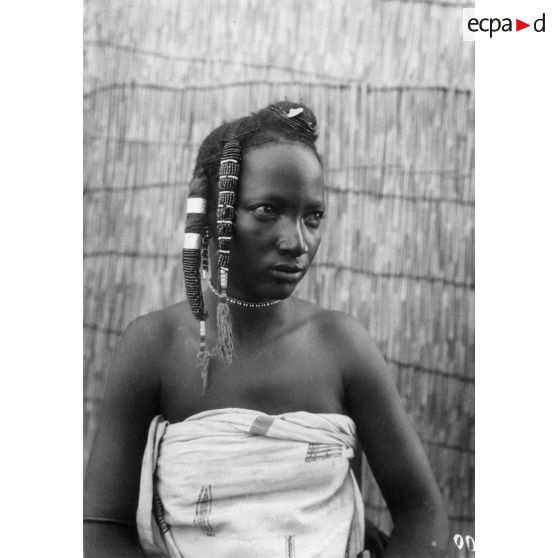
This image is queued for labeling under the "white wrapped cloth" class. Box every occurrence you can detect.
[137,408,365,558]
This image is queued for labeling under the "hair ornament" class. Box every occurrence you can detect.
[287,107,304,118]
[182,174,210,393]
[268,104,317,140]
[186,197,207,214]
[215,135,241,365]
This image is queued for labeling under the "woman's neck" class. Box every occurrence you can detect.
[203,284,293,342]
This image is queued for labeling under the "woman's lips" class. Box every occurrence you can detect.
[270,264,306,282]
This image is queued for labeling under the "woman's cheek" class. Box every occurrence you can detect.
[233,214,260,238]
[308,230,321,258]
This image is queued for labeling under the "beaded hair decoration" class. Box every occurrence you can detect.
[182,173,211,391]
[183,102,319,394]
[214,134,242,365]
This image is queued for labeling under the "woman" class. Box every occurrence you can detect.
[84,101,448,557]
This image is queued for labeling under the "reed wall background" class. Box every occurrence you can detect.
[84,0,474,554]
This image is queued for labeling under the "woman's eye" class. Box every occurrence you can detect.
[304,211,324,227]
[251,205,277,218]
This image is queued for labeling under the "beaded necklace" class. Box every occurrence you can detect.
[208,281,281,308]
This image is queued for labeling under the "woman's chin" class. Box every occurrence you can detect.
[270,282,297,300]
[273,277,307,300]
[227,272,304,302]
[249,279,298,302]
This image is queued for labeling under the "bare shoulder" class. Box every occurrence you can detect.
[112,301,193,386]
[292,298,387,381]
[127,301,181,337]
[126,301,195,350]
[292,297,363,329]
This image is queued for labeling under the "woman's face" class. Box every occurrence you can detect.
[224,142,325,301]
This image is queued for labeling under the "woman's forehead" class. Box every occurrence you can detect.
[240,143,324,202]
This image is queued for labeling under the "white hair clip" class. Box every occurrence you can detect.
[287,107,304,118]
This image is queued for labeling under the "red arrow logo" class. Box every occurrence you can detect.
[516,19,530,31]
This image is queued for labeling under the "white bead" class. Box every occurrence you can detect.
[186,197,206,214]
[183,233,202,249]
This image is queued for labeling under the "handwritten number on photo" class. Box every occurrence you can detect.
[453,534,475,551]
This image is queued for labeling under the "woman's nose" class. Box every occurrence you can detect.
[277,219,309,256]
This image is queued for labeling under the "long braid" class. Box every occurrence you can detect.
[183,174,211,393]
[215,135,241,363]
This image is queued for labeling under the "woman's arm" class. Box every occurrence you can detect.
[330,312,449,558]
[84,315,161,558]
[83,521,145,558]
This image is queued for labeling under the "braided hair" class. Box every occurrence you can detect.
[182,101,320,393]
